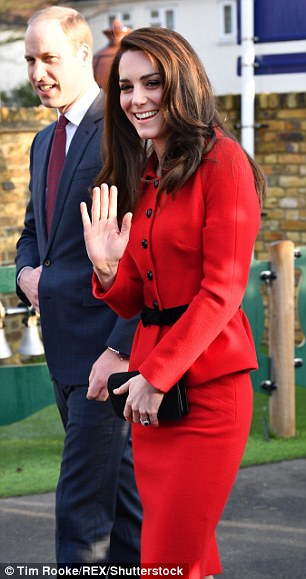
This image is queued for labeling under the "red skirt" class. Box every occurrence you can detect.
[132,371,253,578]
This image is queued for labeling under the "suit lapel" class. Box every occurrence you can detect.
[45,93,103,249]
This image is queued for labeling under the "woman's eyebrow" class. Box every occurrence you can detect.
[119,72,160,83]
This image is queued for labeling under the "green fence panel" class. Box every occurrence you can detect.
[295,246,306,388]
[0,265,55,425]
[0,265,16,293]
[243,258,271,393]
[0,364,54,425]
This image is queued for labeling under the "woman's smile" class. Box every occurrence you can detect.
[134,109,159,121]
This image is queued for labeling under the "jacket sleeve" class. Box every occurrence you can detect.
[92,247,143,356]
[92,246,145,317]
[92,252,143,355]
[106,313,140,356]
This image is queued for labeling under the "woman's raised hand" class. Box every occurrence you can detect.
[81,184,132,289]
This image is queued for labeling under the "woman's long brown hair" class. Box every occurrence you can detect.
[96,27,267,221]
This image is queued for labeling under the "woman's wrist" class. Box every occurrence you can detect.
[93,262,118,290]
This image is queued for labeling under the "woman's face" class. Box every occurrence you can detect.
[119,49,171,160]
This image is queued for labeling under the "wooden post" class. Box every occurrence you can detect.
[269,240,296,437]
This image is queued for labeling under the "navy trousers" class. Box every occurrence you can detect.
[53,381,142,565]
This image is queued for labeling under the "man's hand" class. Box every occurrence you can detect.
[87,347,129,402]
[19,266,42,313]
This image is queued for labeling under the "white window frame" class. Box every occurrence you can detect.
[147,6,176,30]
[107,11,134,31]
[218,0,237,43]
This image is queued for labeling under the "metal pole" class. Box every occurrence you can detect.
[241,0,255,157]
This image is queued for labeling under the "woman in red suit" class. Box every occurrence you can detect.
[81,27,267,578]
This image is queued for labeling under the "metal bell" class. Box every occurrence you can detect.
[18,309,45,356]
[0,320,12,359]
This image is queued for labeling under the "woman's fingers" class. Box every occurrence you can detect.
[108,186,118,221]
[147,414,159,428]
[91,186,102,222]
[91,183,111,222]
[113,382,129,395]
[80,201,90,227]
[91,184,119,224]
[100,183,111,221]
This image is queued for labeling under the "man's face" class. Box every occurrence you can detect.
[25,18,90,113]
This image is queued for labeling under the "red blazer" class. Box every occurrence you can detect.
[93,133,261,392]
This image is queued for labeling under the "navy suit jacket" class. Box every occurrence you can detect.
[16,92,138,384]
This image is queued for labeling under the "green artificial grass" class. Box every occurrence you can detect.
[0,387,306,497]
[0,404,64,497]
[242,385,306,466]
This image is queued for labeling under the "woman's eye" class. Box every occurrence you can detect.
[147,80,161,88]
[119,84,132,92]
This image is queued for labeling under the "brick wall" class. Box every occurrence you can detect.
[0,106,56,266]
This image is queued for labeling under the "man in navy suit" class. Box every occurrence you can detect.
[16,6,142,566]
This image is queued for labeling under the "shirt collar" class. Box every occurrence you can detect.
[58,83,100,127]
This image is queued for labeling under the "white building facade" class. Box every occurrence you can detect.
[85,0,306,96]
[0,0,305,96]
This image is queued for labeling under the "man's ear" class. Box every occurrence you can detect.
[80,42,92,65]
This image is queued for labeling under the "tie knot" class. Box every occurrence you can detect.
[57,115,69,129]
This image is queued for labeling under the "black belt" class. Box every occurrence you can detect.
[141,304,188,327]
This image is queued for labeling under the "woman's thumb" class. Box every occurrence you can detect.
[121,212,133,239]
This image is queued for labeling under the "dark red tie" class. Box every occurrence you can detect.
[46,115,69,234]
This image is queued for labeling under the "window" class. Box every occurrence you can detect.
[148,7,175,29]
[165,10,174,29]
[219,0,237,41]
[108,12,133,30]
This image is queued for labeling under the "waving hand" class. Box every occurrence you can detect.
[81,184,132,289]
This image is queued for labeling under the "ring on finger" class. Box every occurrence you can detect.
[140,418,150,427]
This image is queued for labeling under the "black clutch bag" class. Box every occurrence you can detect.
[107,370,188,421]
